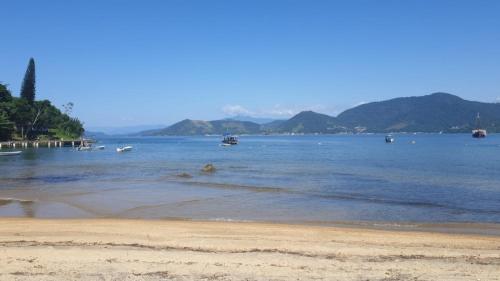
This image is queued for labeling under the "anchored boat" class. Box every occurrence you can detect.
[222,134,238,145]
[0,151,22,156]
[77,139,93,151]
[116,146,133,152]
[472,113,487,138]
[77,146,92,151]
[385,135,394,143]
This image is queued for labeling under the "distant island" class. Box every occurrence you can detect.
[0,58,84,142]
[140,93,500,136]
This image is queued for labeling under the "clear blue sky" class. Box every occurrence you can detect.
[1,0,500,128]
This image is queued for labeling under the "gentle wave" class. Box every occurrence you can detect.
[169,178,500,215]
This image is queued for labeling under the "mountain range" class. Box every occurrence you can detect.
[140,93,500,136]
[86,124,168,135]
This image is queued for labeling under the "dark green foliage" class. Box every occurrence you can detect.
[1,58,84,141]
[56,115,85,139]
[260,120,285,132]
[145,119,261,136]
[210,119,261,134]
[20,58,36,104]
[272,111,345,133]
[0,84,12,102]
[0,83,84,141]
[337,93,500,133]
[0,110,14,140]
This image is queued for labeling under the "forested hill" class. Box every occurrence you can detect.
[141,93,500,135]
[336,93,500,133]
[0,58,84,141]
[145,119,261,136]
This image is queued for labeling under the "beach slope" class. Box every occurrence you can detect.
[0,218,499,280]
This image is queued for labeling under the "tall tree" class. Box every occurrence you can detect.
[20,58,36,104]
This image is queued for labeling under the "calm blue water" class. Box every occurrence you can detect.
[1,134,500,224]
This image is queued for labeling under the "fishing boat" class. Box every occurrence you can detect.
[116,146,133,152]
[385,135,394,143]
[472,113,487,138]
[0,151,22,156]
[222,133,238,145]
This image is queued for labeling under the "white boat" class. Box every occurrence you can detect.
[116,146,133,152]
[385,135,395,143]
[0,151,22,156]
[77,146,92,151]
[96,145,105,150]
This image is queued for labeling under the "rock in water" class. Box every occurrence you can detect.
[202,164,216,173]
[177,173,193,178]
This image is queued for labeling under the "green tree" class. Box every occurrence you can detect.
[0,110,14,141]
[2,62,85,141]
[0,84,15,140]
[20,58,36,104]
[9,98,34,139]
[0,83,12,102]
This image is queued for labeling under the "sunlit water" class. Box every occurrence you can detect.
[1,134,500,224]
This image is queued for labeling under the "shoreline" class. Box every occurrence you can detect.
[2,199,500,237]
[2,196,500,237]
[1,217,499,280]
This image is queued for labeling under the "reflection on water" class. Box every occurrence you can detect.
[20,200,35,217]
[0,199,35,217]
[1,134,500,224]
[0,199,11,207]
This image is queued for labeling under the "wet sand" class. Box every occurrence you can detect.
[0,218,499,280]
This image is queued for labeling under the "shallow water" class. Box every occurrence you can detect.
[1,134,500,224]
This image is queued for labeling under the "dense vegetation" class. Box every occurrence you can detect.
[337,93,500,133]
[270,111,346,134]
[142,93,500,136]
[0,59,84,141]
[146,119,262,136]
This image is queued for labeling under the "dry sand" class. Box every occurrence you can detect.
[0,218,499,281]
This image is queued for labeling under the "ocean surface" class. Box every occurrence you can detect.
[1,134,500,225]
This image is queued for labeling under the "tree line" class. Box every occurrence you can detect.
[0,58,84,141]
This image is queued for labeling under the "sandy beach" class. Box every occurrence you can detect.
[0,218,498,280]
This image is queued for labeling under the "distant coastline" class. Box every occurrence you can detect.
[132,92,500,137]
[86,131,491,139]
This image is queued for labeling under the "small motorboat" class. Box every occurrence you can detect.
[0,151,22,156]
[77,146,92,151]
[222,134,238,145]
[77,139,93,151]
[385,135,394,143]
[116,146,133,152]
[96,145,105,150]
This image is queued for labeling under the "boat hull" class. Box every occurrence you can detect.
[0,151,22,156]
[472,129,487,138]
[222,135,238,145]
[116,146,133,152]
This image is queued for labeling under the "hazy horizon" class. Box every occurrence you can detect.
[2,0,500,127]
